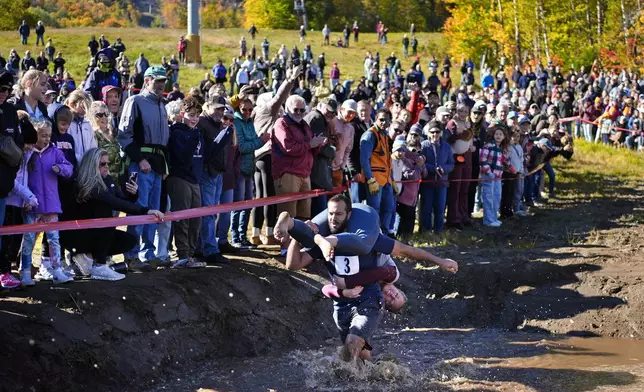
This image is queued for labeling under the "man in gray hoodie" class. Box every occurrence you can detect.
[118,65,170,270]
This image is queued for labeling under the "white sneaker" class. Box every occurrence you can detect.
[62,266,76,278]
[52,268,73,284]
[485,221,502,227]
[72,253,93,276]
[34,265,53,281]
[19,270,36,286]
[91,265,125,281]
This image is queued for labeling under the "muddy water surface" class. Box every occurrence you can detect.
[148,327,644,392]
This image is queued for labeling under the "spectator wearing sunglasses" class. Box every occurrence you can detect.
[360,108,395,232]
[273,95,325,253]
[90,101,121,181]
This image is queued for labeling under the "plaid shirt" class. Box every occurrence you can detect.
[479,142,507,178]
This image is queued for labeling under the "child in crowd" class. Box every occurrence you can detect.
[3,115,39,287]
[599,114,614,146]
[509,131,527,216]
[51,106,76,167]
[167,97,206,268]
[65,90,96,163]
[21,119,74,284]
[479,122,508,227]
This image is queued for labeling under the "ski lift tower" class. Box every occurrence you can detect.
[185,0,202,63]
[294,0,308,30]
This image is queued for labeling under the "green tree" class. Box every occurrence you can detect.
[0,0,32,30]
[244,0,297,29]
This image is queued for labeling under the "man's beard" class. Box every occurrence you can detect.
[329,219,348,234]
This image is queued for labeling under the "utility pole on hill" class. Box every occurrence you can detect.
[294,0,308,30]
[186,0,202,63]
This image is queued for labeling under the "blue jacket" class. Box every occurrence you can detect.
[234,111,265,177]
[421,140,454,188]
[168,122,204,184]
[84,68,122,101]
[212,64,227,79]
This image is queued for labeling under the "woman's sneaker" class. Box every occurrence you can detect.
[19,270,36,286]
[91,265,125,281]
[72,253,94,276]
[171,258,206,269]
[52,268,74,284]
[1,273,22,289]
[34,265,54,281]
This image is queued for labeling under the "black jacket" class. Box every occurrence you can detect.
[198,115,233,177]
[8,95,51,122]
[61,175,146,222]
[0,103,37,198]
[348,118,368,176]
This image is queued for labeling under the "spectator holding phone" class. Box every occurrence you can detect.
[60,148,164,281]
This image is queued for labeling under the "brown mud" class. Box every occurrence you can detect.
[1,175,643,391]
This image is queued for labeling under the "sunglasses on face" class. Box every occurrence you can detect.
[99,161,109,167]
[394,128,404,133]
[293,108,306,114]
[0,86,11,93]
[429,131,441,135]
[95,112,108,118]
[472,111,483,115]
[377,118,390,123]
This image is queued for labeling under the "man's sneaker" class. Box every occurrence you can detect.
[72,253,93,276]
[231,241,249,250]
[128,260,153,272]
[52,268,73,284]
[533,200,546,208]
[218,242,239,254]
[155,259,172,269]
[540,191,549,199]
[185,258,206,268]
[515,210,528,217]
[250,236,262,246]
[206,253,231,265]
[91,265,125,281]
[484,221,502,228]
[1,273,22,289]
[548,192,556,199]
[35,265,54,281]
[19,270,36,286]
[240,239,257,249]
[171,258,206,269]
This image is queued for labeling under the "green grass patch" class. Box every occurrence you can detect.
[1,27,445,89]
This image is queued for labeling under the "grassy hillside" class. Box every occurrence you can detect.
[0,27,445,89]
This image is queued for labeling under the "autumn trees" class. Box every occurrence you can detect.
[443,0,644,70]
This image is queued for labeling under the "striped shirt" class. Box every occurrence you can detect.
[479,142,507,178]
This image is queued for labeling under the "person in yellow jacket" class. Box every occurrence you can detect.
[359,108,395,233]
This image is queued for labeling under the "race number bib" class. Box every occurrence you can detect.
[334,256,360,276]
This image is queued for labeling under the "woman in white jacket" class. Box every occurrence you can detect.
[64,90,97,163]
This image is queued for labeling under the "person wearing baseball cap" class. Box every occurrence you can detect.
[196,94,234,264]
[118,64,171,271]
[331,99,357,187]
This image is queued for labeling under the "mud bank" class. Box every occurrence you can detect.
[2,178,644,391]
[0,258,335,392]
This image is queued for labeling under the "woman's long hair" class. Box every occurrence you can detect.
[88,101,113,135]
[76,148,108,203]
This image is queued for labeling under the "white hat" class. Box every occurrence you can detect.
[341,99,357,112]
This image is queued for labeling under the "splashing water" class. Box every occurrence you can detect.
[289,348,479,391]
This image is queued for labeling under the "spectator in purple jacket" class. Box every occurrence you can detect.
[20,119,74,286]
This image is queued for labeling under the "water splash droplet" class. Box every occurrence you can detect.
[266,297,270,302]
[229,293,234,297]
[29,339,35,346]
[154,330,160,335]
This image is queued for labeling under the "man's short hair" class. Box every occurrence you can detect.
[328,194,352,214]
[55,106,73,124]
[181,96,202,114]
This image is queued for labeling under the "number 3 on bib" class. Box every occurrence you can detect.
[334,255,360,276]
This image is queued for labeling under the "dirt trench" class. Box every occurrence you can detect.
[1,177,643,392]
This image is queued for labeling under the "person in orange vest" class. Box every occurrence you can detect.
[360,108,395,234]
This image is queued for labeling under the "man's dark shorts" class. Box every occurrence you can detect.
[333,294,383,348]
